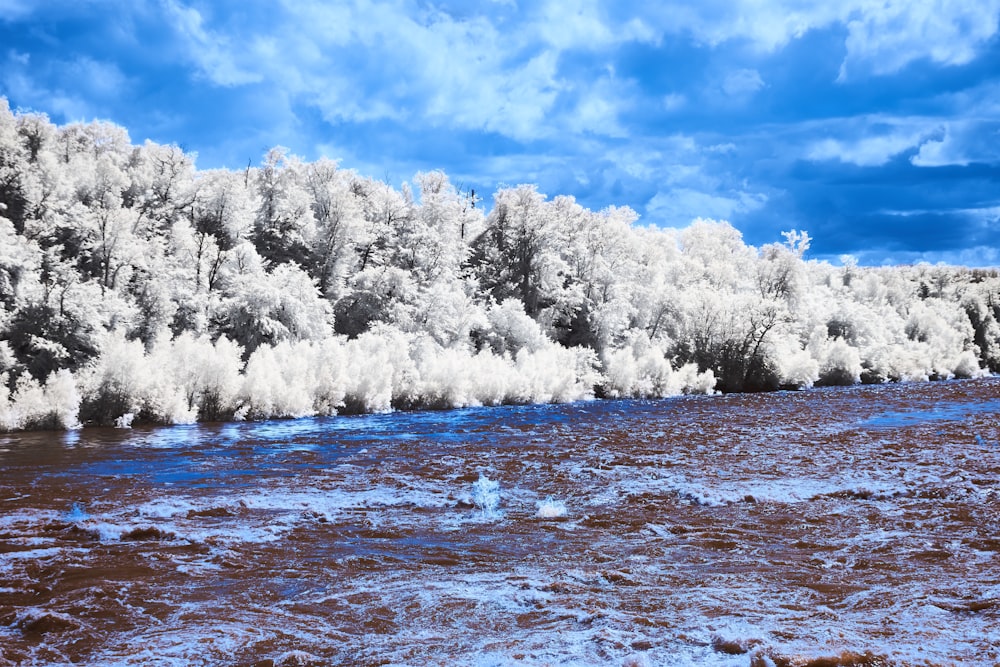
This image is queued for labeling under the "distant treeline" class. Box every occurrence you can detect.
[1,99,997,430]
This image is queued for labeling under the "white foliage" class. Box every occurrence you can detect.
[410,336,481,408]
[596,327,719,396]
[771,331,819,388]
[676,363,717,395]
[0,341,14,372]
[145,333,243,423]
[512,344,597,404]
[307,338,349,416]
[341,327,414,413]
[240,341,316,419]
[0,370,81,431]
[602,333,678,398]
[465,350,522,406]
[486,298,550,354]
[952,349,989,379]
[0,375,25,432]
[884,341,934,382]
[188,335,245,418]
[408,278,486,349]
[0,218,42,304]
[680,218,757,289]
[237,338,350,420]
[140,343,199,425]
[43,369,82,430]
[216,257,332,352]
[820,338,863,385]
[0,104,996,431]
[79,332,147,419]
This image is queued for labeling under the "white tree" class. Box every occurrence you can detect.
[253,147,315,265]
[302,158,363,299]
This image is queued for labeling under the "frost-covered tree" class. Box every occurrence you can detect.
[213,256,332,355]
[556,201,642,350]
[0,98,997,430]
[125,141,194,236]
[469,185,573,320]
[0,100,31,234]
[253,147,314,266]
[961,280,1000,371]
[301,158,363,299]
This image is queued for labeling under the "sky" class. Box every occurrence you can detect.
[2,0,1000,266]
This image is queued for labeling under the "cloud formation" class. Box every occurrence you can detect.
[1,0,999,264]
[838,0,1000,79]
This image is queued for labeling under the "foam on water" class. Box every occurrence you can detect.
[29,473,474,551]
[0,547,63,565]
[535,496,567,518]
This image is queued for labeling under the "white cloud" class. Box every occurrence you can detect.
[662,93,686,111]
[646,186,768,226]
[850,242,1000,268]
[155,0,657,142]
[0,0,34,21]
[0,0,41,23]
[807,130,929,167]
[0,51,123,121]
[172,1,1000,152]
[838,0,1000,80]
[564,75,634,137]
[911,131,968,167]
[637,1,838,51]
[629,3,794,51]
[722,68,764,97]
[534,0,617,49]
[162,0,263,86]
[477,53,563,139]
[707,142,737,154]
[911,121,1000,167]
[67,57,126,97]
[635,1,1000,79]
[596,135,703,183]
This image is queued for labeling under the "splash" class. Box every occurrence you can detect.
[472,473,500,518]
[536,496,567,519]
[66,502,89,522]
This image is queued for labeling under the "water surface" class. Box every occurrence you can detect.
[2,379,999,665]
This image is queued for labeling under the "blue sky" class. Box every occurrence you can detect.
[2,0,1000,265]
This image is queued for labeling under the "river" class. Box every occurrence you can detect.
[2,379,999,666]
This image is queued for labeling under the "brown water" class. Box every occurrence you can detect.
[2,379,999,666]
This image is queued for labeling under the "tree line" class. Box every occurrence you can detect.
[1,99,997,430]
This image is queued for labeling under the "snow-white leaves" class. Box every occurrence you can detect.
[0,105,997,431]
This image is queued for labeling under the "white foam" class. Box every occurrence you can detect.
[49,477,469,549]
[137,497,200,518]
[0,507,64,529]
[536,496,568,518]
[0,547,62,562]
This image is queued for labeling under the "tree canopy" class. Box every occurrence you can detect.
[1,99,997,430]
